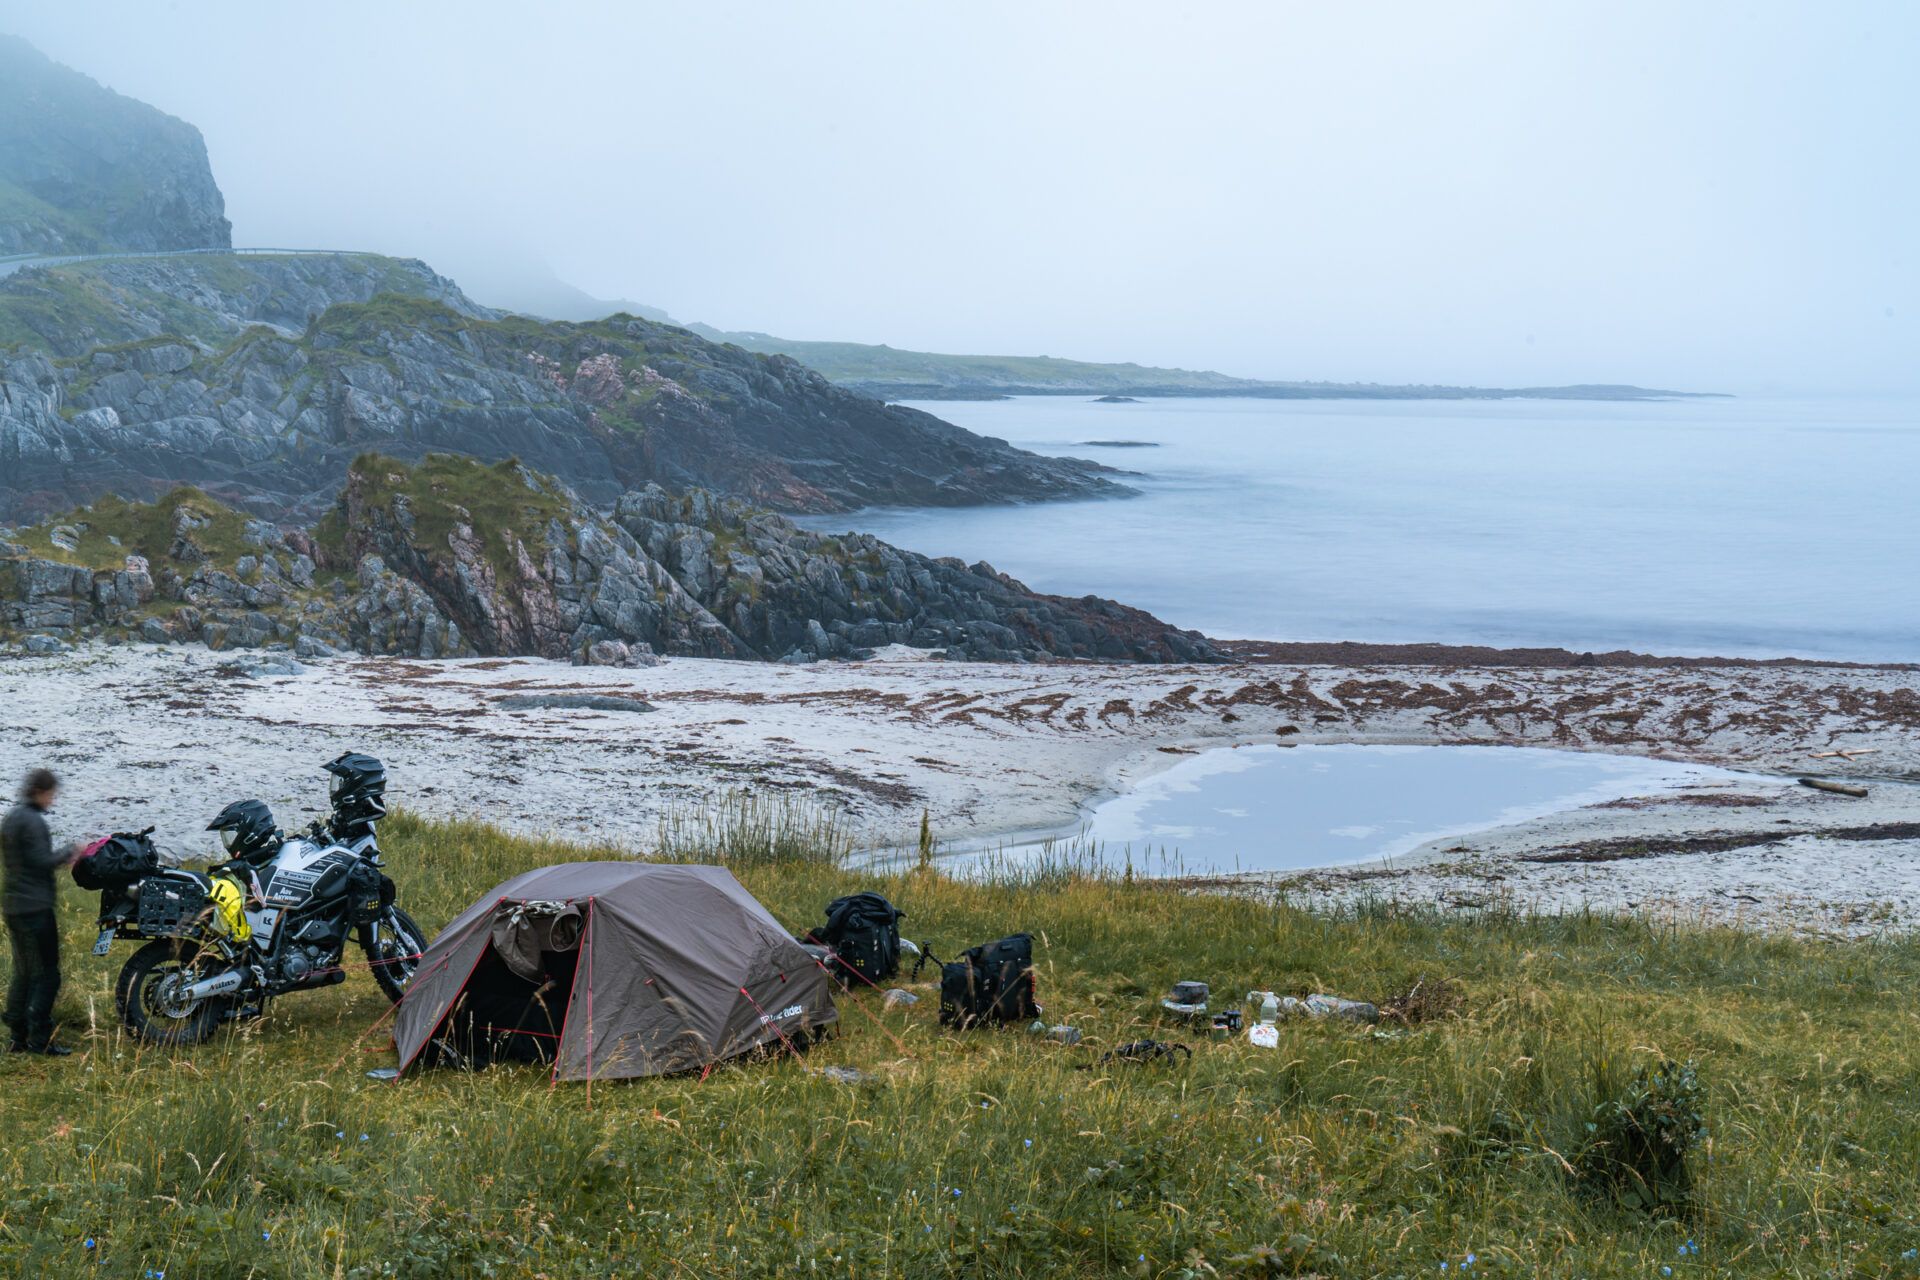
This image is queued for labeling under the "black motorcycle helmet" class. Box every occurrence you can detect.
[207,799,280,862]
[324,751,388,828]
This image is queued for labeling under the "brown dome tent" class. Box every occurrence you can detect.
[392,862,837,1081]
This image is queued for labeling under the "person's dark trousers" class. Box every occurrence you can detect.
[4,910,60,1048]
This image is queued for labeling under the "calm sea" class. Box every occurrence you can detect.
[797,395,1919,662]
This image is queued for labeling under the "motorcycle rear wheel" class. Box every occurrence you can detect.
[115,940,225,1046]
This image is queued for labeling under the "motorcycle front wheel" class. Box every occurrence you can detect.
[115,940,225,1046]
[362,907,428,1003]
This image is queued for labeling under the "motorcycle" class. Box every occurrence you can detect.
[84,752,429,1046]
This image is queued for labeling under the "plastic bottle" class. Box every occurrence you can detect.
[1244,991,1282,1046]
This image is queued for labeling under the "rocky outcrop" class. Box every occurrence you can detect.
[613,486,1218,663]
[0,261,1128,523]
[324,456,745,662]
[1,455,1215,665]
[0,490,340,656]
[0,35,230,255]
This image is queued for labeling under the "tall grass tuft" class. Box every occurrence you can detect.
[654,789,849,867]
[1573,1053,1707,1213]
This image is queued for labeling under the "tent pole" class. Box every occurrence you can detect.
[585,897,595,1108]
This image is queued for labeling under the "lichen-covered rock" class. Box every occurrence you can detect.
[343,554,465,659]
[576,639,662,669]
[610,484,1219,664]
[0,454,1216,665]
[322,454,746,662]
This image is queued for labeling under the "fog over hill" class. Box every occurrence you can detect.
[0,34,229,255]
[7,4,1912,393]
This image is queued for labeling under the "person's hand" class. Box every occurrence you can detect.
[57,841,81,868]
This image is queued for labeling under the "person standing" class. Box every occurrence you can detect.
[2,768,74,1055]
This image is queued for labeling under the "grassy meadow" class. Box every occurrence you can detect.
[1,800,1917,1278]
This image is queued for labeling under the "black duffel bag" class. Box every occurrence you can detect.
[940,933,1039,1029]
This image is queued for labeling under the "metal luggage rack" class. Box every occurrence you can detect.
[136,876,213,939]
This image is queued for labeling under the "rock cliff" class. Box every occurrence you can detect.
[0,259,1128,523]
[612,486,1217,663]
[0,35,231,255]
[0,453,1215,665]
[0,252,482,356]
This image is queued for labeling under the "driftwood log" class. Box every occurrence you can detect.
[1799,777,1870,798]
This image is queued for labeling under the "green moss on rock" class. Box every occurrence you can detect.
[340,452,574,582]
[6,486,256,571]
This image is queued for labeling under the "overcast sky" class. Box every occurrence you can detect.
[10,1,1917,392]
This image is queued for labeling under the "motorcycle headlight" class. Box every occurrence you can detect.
[220,828,239,852]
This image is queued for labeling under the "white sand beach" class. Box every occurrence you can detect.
[7,644,1915,935]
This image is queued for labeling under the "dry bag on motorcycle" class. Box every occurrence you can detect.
[72,828,161,893]
[940,933,1039,1028]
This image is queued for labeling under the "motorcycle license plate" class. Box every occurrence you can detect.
[92,927,115,956]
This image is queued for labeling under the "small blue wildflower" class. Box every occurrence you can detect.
[1023,1139,1032,1148]
[83,1239,95,1250]
[359,1133,369,1142]
[951,1187,962,1197]
[1662,1269,1672,1277]
[1256,1135,1263,1143]
[1903,1247,1918,1259]
[1138,1255,1146,1263]
[1439,1265,1448,1272]
[1466,1255,1476,1266]
[335,1130,345,1139]
[263,1232,271,1241]
[924,1225,932,1234]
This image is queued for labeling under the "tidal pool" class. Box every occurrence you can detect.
[911,743,1753,878]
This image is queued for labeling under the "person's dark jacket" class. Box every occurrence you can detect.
[1,802,62,916]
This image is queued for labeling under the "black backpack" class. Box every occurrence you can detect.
[940,933,1039,1028]
[72,828,161,893]
[812,892,905,989]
